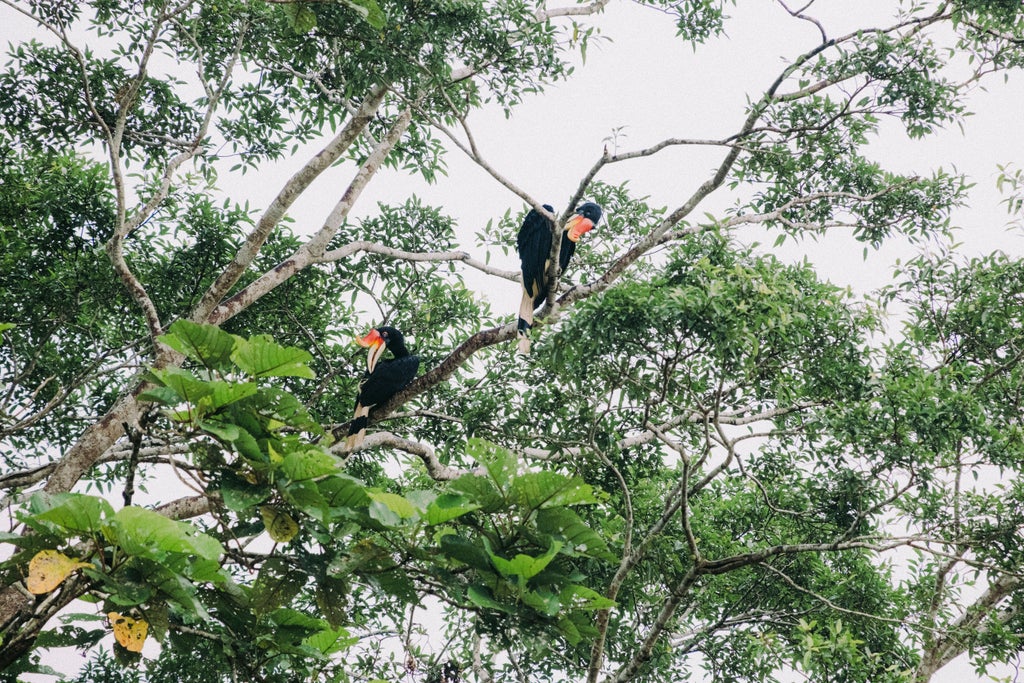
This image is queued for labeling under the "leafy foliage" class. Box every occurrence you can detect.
[2,0,1024,682]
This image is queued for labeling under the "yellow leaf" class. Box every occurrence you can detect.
[26,550,89,594]
[260,505,299,543]
[108,612,148,653]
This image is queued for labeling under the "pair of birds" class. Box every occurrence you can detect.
[345,201,603,449]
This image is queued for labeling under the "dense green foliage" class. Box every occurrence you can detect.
[1,1,1024,682]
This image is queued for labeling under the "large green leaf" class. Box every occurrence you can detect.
[535,507,614,561]
[367,491,419,524]
[231,335,314,378]
[511,470,600,510]
[303,626,356,656]
[282,449,342,481]
[317,475,371,510]
[467,438,517,493]
[32,493,113,535]
[486,540,563,583]
[158,320,237,371]
[425,493,480,526]
[250,558,306,615]
[145,367,215,408]
[439,534,493,573]
[104,507,223,562]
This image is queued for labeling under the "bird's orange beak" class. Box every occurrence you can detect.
[565,214,594,243]
[356,329,385,373]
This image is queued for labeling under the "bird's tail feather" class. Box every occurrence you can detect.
[345,404,371,451]
[517,291,534,355]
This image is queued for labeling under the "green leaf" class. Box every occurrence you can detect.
[559,584,616,610]
[105,507,223,562]
[439,534,493,572]
[281,449,342,481]
[146,367,214,407]
[317,475,371,509]
[511,471,600,510]
[367,491,419,522]
[158,320,237,370]
[33,493,113,535]
[250,558,305,615]
[199,381,259,411]
[282,3,318,34]
[466,584,510,613]
[302,626,356,656]
[466,438,517,493]
[231,335,314,378]
[425,494,480,525]
[535,507,614,561]
[487,540,563,582]
[344,0,385,29]
[447,472,506,512]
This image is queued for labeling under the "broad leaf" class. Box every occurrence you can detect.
[33,493,113,534]
[260,506,299,543]
[231,335,314,378]
[108,612,148,653]
[26,550,90,594]
[158,320,237,370]
[105,507,223,562]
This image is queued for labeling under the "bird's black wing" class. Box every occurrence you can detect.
[517,207,554,306]
[357,355,420,407]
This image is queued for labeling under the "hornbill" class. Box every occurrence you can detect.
[516,201,603,354]
[345,326,419,450]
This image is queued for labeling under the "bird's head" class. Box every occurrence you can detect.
[565,202,603,242]
[356,326,407,372]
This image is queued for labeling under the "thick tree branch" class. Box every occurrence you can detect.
[208,98,417,325]
[192,84,388,322]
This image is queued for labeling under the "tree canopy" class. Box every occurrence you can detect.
[1,0,1024,681]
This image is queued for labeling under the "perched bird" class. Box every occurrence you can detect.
[516,201,602,354]
[345,326,419,450]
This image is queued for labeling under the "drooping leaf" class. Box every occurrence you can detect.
[26,550,90,594]
[105,507,223,562]
[33,493,113,534]
[251,558,306,615]
[425,494,480,526]
[108,612,148,653]
[260,506,299,543]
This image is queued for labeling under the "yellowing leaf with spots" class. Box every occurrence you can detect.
[108,612,148,652]
[260,506,299,543]
[26,549,89,594]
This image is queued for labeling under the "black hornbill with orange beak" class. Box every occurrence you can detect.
[516,201,602,354]
[345,326,419,450]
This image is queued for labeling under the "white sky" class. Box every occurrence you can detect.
[4,1,1024,681]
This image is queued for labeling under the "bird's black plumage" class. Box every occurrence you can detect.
[517,204,561,308]
[516,202,602,354]
[346,326,419,449]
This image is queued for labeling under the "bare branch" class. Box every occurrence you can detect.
[317,240,519,282]
[208,97,418,325]
[334,431,484,480]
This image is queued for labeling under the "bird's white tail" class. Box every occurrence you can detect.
[517,291,534,355]
[345,403,371,451]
